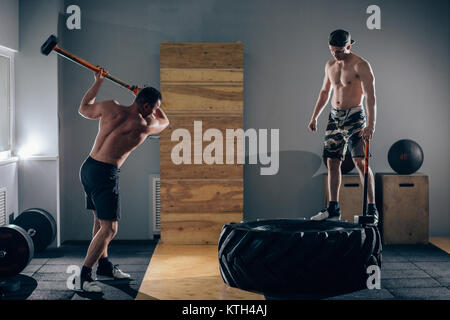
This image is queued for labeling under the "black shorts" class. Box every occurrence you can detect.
[79,156,121,221]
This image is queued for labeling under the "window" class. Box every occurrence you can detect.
[0,49,13,159]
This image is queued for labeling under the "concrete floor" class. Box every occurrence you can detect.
[267,244,450,300]
[1,241,157,300]
[1,241,450,300]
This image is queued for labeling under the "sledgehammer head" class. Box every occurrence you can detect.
[41,35,58,56]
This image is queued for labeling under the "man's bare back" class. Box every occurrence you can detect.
[89,100,153,168]
[78,69,169,168]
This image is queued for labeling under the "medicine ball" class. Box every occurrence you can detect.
[388,139,424,175]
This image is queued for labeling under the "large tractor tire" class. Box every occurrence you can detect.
[218,219,382,294]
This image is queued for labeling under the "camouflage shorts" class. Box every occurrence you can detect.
[323,106,366,161]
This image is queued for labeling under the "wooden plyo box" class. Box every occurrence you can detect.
[375,173,429,244]
[323,174,364,223]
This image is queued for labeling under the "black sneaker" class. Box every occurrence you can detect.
[367,208,379,226]
[310,208,341,221]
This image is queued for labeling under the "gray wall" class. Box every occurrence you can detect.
[0,0,19,51]
[18,159,59,247]
[0,161,19,224]
[16,0,60,156]
[0,0,18,226]
[60,0,449,239]
[15,0,62,246]
[0,0,17,229]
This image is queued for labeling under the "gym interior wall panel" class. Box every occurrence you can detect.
[160,43,244,69]
[16,0,61,157]
[160,156,243,180]
[18,158,59,248]
[160,212,243,245]
[160,179,243,214]
[160,85,243,113]
[15,0,62,245]
[159,115,244,146]
[160,69,244,84]
[0,0,19,51]
[160,42,244,244]
[0,54,11,152]
[160,114,243,179]
[0,161,19,223]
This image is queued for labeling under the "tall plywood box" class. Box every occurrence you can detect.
[375,173,429,244]
[160,42,244,244]
[323,174,364,222]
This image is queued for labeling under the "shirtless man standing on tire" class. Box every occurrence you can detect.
[78,69,169,292]
[308,29,379,224]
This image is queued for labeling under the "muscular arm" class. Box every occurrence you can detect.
[311,62,332,121]
[145,107,170,135]
[357,61,377,129]
[153,107,169,124]
[78,70,105,119]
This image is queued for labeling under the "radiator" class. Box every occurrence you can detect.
[0,187,6,226]
[151,176,161,234]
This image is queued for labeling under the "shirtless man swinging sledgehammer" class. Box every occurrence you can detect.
[78,69,169,292]
[308,29,379,224]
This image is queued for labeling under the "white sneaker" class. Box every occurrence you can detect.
[96,263,131,280]
[310,208,341,221]
[81,279,102,293]
[112,265,131,279]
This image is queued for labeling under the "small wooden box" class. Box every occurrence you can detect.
[375,173,429,244]
[323,174,364,223]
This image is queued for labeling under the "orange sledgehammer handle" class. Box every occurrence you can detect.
[54,46,140,95]
[41,34,140,95]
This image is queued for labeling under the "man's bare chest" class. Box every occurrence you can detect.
[328,64,360,86]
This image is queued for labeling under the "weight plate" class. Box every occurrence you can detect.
[29,208,57,242]
[0,225,34,277]
[14,208,56,253]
